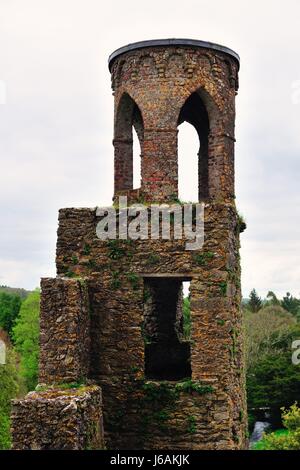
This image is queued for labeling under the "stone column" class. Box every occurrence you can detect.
[142,128,178,202]
[39,277,90,385]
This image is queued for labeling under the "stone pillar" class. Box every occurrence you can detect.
[114,138,133,193]
[208,132,235,201]
[142,129,178,201]
[11,277,105,450]
[39,277,91,385]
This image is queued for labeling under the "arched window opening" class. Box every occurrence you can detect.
[182,281,191,341]
[177,91,210,201]
[114,93,144,193]
[132,127,141,189]
[132,104,143,190]
[178,122,199,202]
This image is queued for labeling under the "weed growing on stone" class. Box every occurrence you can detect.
[193,251,214,266]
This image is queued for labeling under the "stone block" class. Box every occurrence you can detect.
[11,385,104,450]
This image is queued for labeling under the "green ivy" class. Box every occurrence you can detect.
[126,273,140,291]
[187,415,197,434]
[71,255,79,265]
[142,381,178,403]
[65,269,76,278]
[193,251,215,266]
[113,375,215,447]
[83,243,91,255]
[147,253,160,265]
[219,281,227,296]
[230,327,238,358]
[237,212,246,233]
[87,259,97,270]
[175,379,214,395]
[111,271,121,290]
[106,240,128,260]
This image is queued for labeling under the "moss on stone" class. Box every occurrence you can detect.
[193,251,215,266]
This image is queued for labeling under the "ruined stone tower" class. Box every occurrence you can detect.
[11,39,247,450]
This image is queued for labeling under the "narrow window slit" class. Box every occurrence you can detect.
[143,278,192,380]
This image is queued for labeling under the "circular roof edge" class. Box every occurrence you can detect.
[108,38,240,71]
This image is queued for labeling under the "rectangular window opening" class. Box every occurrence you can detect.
[143,278,192,381]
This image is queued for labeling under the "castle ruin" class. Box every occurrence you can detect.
[11,39,247,450]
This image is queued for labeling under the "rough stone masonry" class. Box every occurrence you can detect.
[11,39,248,450]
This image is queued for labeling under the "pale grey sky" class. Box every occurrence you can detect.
[0,0,300,298]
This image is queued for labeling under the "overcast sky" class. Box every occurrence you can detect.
[0,0,300,298]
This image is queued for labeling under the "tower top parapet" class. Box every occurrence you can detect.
[109,38,240,203]
[108,38,240,72]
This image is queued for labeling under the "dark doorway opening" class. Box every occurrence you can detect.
[143,278,191,380]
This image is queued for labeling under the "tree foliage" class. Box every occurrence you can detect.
[281,292,300,318]
[244,305,296,370]
[12,290,40,391]
[246,316,300,418]
[0,292,22,339]
[258,403,300,450]
[182,297,191,340]
[0,348,19,449]
[266,291,280,306]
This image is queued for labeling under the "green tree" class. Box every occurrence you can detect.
[247,323,300,423]
[182,297,191,340]
[266,291,280,306]
[281,292,300,317]
[0,348,19,449]
[244,305,296,370]
[247,289,262,313]
[0,292,22,339]
[12,290,40,391]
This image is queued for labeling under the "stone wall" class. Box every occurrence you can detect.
[54,202,247,449]
[11,386,104,450]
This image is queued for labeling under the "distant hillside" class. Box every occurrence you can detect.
[0,285,31,299]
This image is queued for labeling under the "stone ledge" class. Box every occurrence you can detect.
[11,385,104,450]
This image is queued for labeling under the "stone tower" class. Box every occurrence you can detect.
[11,39,247,450]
